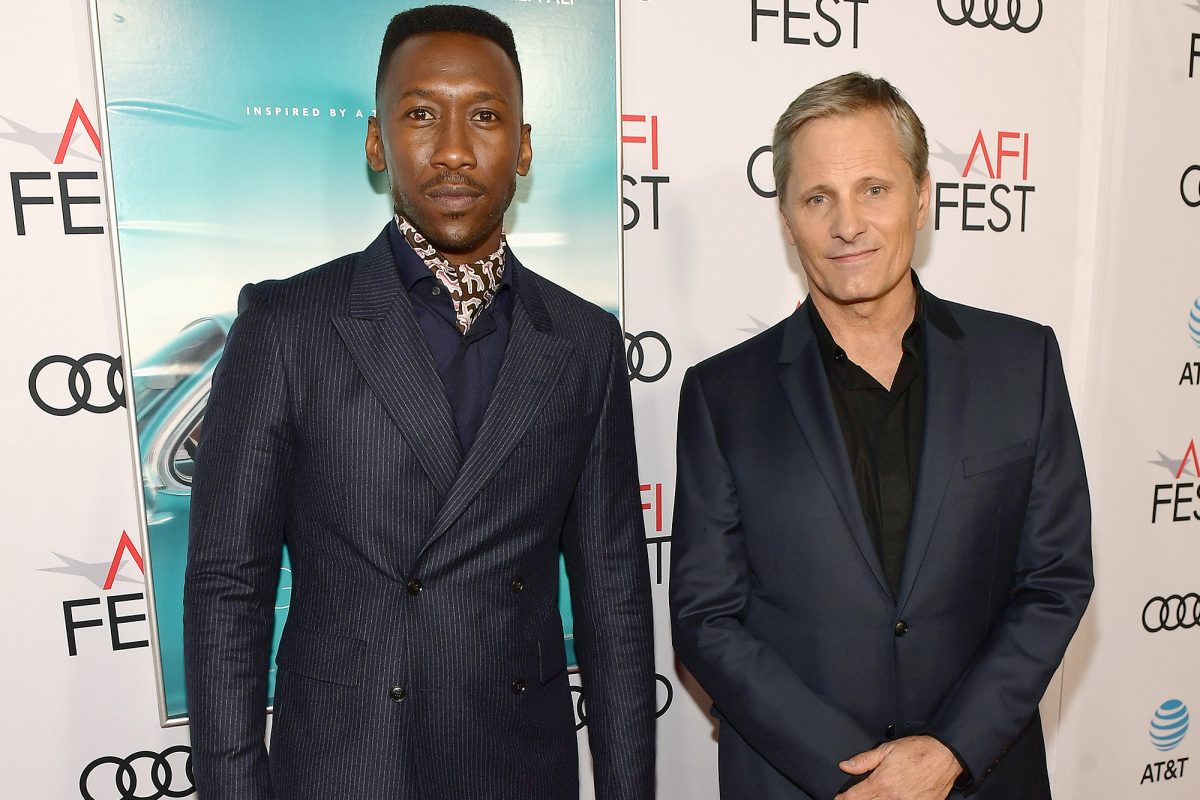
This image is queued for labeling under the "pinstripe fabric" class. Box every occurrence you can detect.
[184,226,656,800]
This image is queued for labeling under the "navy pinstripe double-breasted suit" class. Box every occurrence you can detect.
[184,226,656,799]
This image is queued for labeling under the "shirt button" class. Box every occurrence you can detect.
[389,685,408,703]
[885,724,896,738]
[431,284,442,295]
[833,349,847,362]
[894,620,909,637]
[406,579,424,596]
[511,679,527,695]
[511,577,526,593]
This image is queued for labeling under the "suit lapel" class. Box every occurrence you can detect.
[896,290,968,610]
[417,263,573,559]
[331,227,462,495]
[778,302,891,599]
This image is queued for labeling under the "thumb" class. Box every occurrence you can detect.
[839,745,887,775]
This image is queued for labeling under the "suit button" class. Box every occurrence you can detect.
[512,679,527,695]
[894,620,908,637]
[885,724,896,739]
[389,685,408,703]
[512,577,526,593]
[406,579,423,596]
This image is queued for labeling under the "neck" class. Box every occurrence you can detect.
[811,274,916,385]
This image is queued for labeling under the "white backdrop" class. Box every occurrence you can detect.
[2,2,1196,798]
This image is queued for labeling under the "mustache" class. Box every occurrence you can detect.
[421,173,486,193]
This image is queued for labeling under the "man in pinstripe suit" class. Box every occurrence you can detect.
[183,6,656,799]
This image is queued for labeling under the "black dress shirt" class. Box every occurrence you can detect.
[387,222,512,453]
[808,297,925,597]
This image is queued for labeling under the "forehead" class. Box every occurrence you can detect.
[382,31,519,97]
[788,109,906,183]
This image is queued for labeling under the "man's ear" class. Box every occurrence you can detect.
[517,123,533,177]
[780,206,796,247]
[366,115,386,172]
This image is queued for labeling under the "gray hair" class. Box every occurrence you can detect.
[772,72,929,205]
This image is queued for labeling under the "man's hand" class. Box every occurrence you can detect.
[834,735,962,800]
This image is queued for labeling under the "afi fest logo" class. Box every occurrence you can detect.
[1142,699,1190,785]
[937,0,1043,32]
[3,99,106,236]
[622,113,669,231]
[1150,439,1200,524]
[932,129,1035,233]
[40,531,150,657]
[751,0,870,48]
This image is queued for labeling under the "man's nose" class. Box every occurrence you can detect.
[830,200,866,242]
[431,115,476,170]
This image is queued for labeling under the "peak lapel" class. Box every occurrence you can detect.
[418,266,572,559]
[777,305,891,599]
[896,292,968,610]
[331,227,462,495]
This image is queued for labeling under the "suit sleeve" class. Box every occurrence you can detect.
[184,283,293,800]
[670,366,878,800]
[927,327,1093,786]
[561,315,657,800]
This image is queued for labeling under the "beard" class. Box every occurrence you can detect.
[391,172,517,260]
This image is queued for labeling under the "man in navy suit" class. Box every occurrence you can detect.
[184,6,655,799]
[670,73,1092,799]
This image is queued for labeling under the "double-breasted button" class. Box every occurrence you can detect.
[406,578,423,596]
[511,679,527,695]
[885,724,896,739]
[389,685,408,703]
[894,620,909,637]
[511,577,526,593]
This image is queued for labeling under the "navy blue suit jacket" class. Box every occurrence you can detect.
[670,283,1092,799]
[184,226,656,800]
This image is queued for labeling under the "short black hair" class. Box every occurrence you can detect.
[375,4,522,103]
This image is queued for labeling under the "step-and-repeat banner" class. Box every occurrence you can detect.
[2,2,1196,798]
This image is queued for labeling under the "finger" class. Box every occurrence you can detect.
[839,745,886,775]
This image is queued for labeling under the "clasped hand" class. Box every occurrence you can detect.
[833,735,961,800]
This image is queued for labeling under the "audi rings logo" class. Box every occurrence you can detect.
[572,673,674,731]
[937,0,1043,32]
[625,331,671,383]
[1143,594,1200,632]
[79,746,193,800]
[29,353,125,416]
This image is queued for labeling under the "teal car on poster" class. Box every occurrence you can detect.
[133,315,576,722]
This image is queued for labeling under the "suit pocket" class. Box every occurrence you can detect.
[962,438,1034,477]
[275,624,366,688]
[537,625,569,684]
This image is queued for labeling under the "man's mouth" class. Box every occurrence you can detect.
[830,249,877,264]
[426,184,484,210]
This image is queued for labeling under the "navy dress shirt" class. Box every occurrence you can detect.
[386,222,512,453]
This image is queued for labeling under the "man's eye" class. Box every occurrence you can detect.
[867,185,885,196]
[474,110,498,122]
[808,195,827,206]
[407,108,434,121]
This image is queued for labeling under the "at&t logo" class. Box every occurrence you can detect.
[79,745,193,800]
[937,0,1043,33]
[1142,699,1190,784]
[1150,440,1200,524]
[932,130,1035,233]
[1179,298,1200,386]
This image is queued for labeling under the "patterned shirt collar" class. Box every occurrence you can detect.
[394,213,506,333]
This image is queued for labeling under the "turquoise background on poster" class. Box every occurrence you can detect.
[96,0,618,722]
